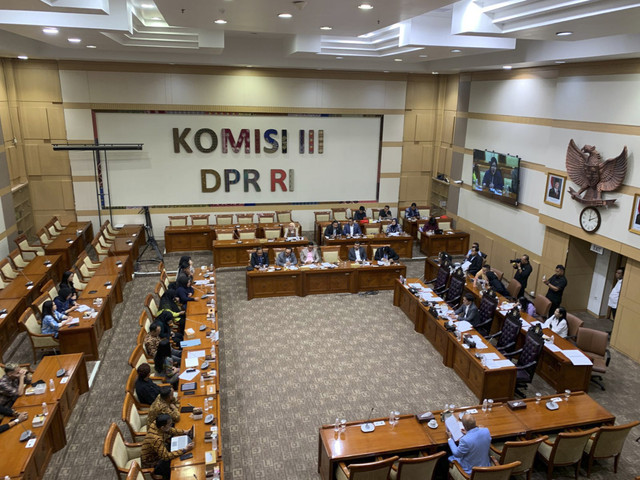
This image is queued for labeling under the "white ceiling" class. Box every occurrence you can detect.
[0,0,638,73]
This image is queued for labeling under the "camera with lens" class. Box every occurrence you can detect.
[511,258,521,269]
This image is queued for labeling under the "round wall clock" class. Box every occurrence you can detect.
[580,207,601,233]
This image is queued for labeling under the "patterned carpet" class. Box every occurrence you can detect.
[3,240,639,480]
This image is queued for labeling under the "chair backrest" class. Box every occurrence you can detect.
[469,461,521,480]
[125,461,145,480]
[498,436,546,477]
[533,294,552,318]
[136,327,146,347]
[264,227,281,239]
[41,279,57,298]
[128,344,149,370]
[496,312,522,351]
[516,329,544,380]
[0,258,17,280]
[370,208,380,218]
[46,223,58,239]
[446,274,466,304]
[258,213,275,223]
[103,422,137,477]
[154,280,166,299]
[549,429,598,465]
[122,392,148,440]
[139,310,152,332]
[52,217,65,231]
[575,327,608,357]
[565,313,584,338]
[125,368,148,409]
[37,227,52,245]
[364,223,381,235]
[216,214,233,225]
[72,273,86,291]
[439,221,452,231]
[477,294,499,335]
[215,228,236,241]
[506,278,522,298]
[168,215,188,226]
[314,211,331,222]
[190,214,210,225]
[587,421,640,460]
[144,293,158,317]
[33,291,52,317]
[19,307,41,335]
[331,208,348,221]
[237,227,257,240]
[491,268,503,282]
[9,248,28,268]
[348,456,398,480]
[275,210,292,223]
[236,213,254,224]
[77,263,94,281]
[370,244,390,260]
[433,266,449,291]
[321,246,341,263]
[396,451,445,480]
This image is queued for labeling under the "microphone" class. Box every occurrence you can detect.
[17,420,33,442]
[360,407,375,433]
[18,269,33,287]
[53,350,66,378]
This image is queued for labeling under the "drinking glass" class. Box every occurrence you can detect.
[340,419,346,432]
[395,411,400,423]
[535,392,542,404]
[487,399,494,411]
[564,389,571,402]
[389,411,396,426]
[334,418,340,432]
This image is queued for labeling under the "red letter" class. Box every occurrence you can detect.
[271,169,287,192]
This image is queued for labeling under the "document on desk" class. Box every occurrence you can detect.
[445,415,464,442]
[180,339,201,348]
[76,304,91,313]
[179,369,200,381]
[170,435,190,452]
[184,357,199,368]
[194,280,208,286]
[187,349,206,359]
[545,342,561,352]
[562,350,593,365]
[486,359,515,369]
[455,321,473,333]
[67,317,80,326]
[483,353,500,361]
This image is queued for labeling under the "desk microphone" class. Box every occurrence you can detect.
[53,350,66,378]
[18,420,34,442]
[360,407,375,433]
[18,269,34,287]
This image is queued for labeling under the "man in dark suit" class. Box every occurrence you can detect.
[343,218,362,237]
[324,220,343,238]
[548,179,561,199]
[348,241,367,263]
[374,245,399,264]
[353,206,367,221]
[467,246,483,276]
[250,246,269,269]
[455,293,480,327]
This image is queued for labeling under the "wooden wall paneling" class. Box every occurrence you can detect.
[0,104,12,142]
[61,179,75,209]
[403,112,417,141]
[442,111,456,145]
[19,107,49,139]
[405,78,438,109]
[421,145,434,172]
[564,237,598,311]
[13,61,63,102]
[415,113,435,141]
[444,75,459,112]
[30,179,67,210]
[0,62,7,103]
[39,145,71,176]
[528,258,541,296]
[402,143,423,171]
[9,106,21,143]
[399,174,430,204]
[46,107,67,139]
[611,258,640,361]
[6,146,26,184]
[538,227,570,299]
[23,144,41,176]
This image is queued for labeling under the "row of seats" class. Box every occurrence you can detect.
[169,211,294,226]
[249,244,394,264]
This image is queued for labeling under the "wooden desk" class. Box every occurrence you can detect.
[165,226,215,253]
[247,262,406,300]
[0,402,66,480]
[315,220,392,244]
[393,279,516,402]
[212,238,308,268]
[0,272,47,306]
[109,237,139,262]
[57,298,108,361]
[44,230,85,270]
[402,216,420,238]
[80,275,121,327]
[66,221,93,247]
[92,255,134,283]
[115,224,145,252]
[0,297,26,362]
[419,231,470,257]
[323,233,413,259]
[14,353,89,424]
[171,463,223,480]
[21,255,64,285]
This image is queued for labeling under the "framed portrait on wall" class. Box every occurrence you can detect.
[629,194,640,235]
[544,173,566,208]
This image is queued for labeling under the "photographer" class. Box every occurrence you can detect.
[512,254,532,298]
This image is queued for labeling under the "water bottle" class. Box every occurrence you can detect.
[42,402,48,416]
[199,376,205,390]
[204,398,209,412]
[482,399,488,412]
[334,417,340,432]
[49,379,55,392]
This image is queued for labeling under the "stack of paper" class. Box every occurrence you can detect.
[485,359,515,369]
[561,350,593,366]
[456,321,473,333]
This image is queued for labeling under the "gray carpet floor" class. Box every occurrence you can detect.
[3,239,639,480]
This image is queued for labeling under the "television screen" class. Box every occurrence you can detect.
[472,149,520,206]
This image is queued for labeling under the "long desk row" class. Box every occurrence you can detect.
[247,262,407,300]
[317,391,615,480]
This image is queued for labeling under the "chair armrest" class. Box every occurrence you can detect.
[515,361,537,371]
[123,440,143,448]
[449,460,471,479]
[605,349,611,366]
[503,348,523,358]
[338,462,350,477]
[486,330,502,340]
[425,277,437,285]
[497,341,516,354]
[489,444,502,454]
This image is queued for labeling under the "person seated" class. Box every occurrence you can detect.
[154,339,179,389]
[135,363,162,406]
[145,322,181,362]
[385,218,403,235]
[448,414,492,475]
[542,307,568,338]
[454,293,480,327]
[343,218,362,237]
[466,242,484,259]
[466,246,483,277]
[379,205,392,219]
[0,405,28,434]
[324,220,343,238]
[300,242,321,264]
[250,246,269,269]
[482,157,504,191]
[275,247,298,267]
[374,246,399,264]
[473,265,508,297]
[405,202,420,219]
[0,363,30,408]
[283,222,298,238]
[54,286,78,315]
[518,296,537,317]
[353,206,367,221]
[155,310,183,344]
[58,270,78,306]
[141,414,193,480]
[147,386,181,425]
[41,300,71,339]
[421,216,439,233]
[175,275,195,308]
[348,241,368,263]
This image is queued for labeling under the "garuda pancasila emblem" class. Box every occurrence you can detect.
[565,139,627,206]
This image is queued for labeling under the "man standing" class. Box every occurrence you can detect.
[142,414,193,480]
[324,220,342,238]
[454,293,480,327]
[544,265,567,314]
[276,247,298,267]
[513,254,533,297]
[466,246,483,277]
[348,241,368,263]
[448,414,492,475]
[343,218,362,237]
[608,267,624,320]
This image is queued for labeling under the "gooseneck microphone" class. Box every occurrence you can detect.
[360,407,375,433]
[18,269,33,287]
[18,419,33,442]
[53,350,66,378]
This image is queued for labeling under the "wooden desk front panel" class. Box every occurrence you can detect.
[58,319,100,361]
[420,232,469,257]
[424,257,440,282]
[393,281,419,331]
[304,269,352,295]
[165,226,214,253]
[247,271,301,299]
[212,238,308,268]
[357,265,407,291]
[0,298,25,361]
[402,217,419,238]
[22,255,64,285]
[324,235,413,259]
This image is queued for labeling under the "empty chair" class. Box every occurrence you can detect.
[506,278,522,300]
[190,214,210,225]
[9,248,29,269]
[139,310,153,334]
[314,211,331,222]
[237,227,257,240]
[104,220,121,237]
[331,208,348,221]
[46,222,60,239]
[264,227,281,239]
[533,294,552,319]
[439,220,452,231]
[52,216,67,232]
[474,292,499,337]
[391,451,445,480]
[583,421,640,476]
[505,328,544,397]
[575,327,610,390]
[154,280,166,299]
[449,460,521,480]
[0,258,18,281]
[19,306,59,362]
[215,228,236,241]
[321,246,341,263]
[445,270,466,308]
[370,208,380,219]
[487,309,522,354]
[257,212,275,223]
[276,210,292,223]
[427,265,450,295]
[101,222,117,241]
[76,262,96,282]
[565,313,584,341]
[363,223,381,235]
[337,455,398,480]
[36,227,53,246]
[80,251,101,270]
[91,237,111,261]
[236,213,254,224]
[121,392,149,440]
[103,423,151,480]
[490,436,547,480]
[537,428,598,480]
[15,234,45,259]
[168,215,188,226]
[216,214,233,225]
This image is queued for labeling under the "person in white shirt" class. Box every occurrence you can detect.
[607,267,624,319]
[542,307,568,338]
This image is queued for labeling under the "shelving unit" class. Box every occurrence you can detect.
[12,182,34,236]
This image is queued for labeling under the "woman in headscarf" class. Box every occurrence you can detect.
[385,218,403,234]
[58,271,78,305]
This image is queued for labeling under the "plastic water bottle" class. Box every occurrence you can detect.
[334,418,340,432]
[204,398,210,412]
[42,402,48,416]
[482,399,488,412]
[49,379,55,392]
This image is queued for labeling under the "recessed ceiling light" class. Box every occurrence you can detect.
[432,71,439,75]
[556,31,573,36]
[214,19,227,24]
[140,3,154,8]
[383,70,390,73]
[336,56,343,59]
[394,58,402,62]
[151,16,161,20]
[278,13,292,18]
[320,26,333,31]
[358,3,374,10]
[43,27,59,34]
[555,60,566,64]
[451,49,461,53]
[503,65,512,70]
[86,45,97,49]
[17,55,28,60]
[419,54,428,58]
[68,38,81,43]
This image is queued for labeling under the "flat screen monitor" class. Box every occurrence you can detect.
[472,149,520,206]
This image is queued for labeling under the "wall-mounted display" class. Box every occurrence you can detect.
[471,149,520,206]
